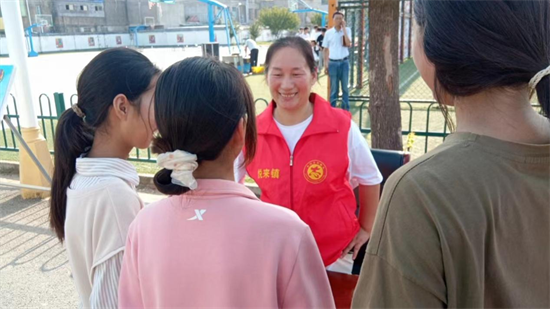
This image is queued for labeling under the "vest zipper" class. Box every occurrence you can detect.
[290,154,294,209]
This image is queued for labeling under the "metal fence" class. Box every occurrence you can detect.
[2,92,453,161]
[1,95,21,153]
[334,0,430,100]
[351,96,451,154]
[3,93,541,163]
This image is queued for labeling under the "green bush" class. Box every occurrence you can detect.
[258,7,300,38]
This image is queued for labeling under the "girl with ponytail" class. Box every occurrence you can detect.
[118,57,335,309]
[50,47,160,308]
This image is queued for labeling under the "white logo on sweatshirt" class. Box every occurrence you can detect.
[188,209,207,221]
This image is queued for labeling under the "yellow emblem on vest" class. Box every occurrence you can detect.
[304,160,328,184]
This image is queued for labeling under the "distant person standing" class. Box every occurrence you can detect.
[244,37,259,72]
[297,27,305,38]
[304,27,311,39]
[317,28,327,73]
[298,27,310,40]
[323,12,352,110]
[311,40,320,68]
[312,26,321,40]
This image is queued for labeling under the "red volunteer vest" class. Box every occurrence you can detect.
[247,93,359,266]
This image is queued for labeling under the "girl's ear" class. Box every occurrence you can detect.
[112,94,130,121]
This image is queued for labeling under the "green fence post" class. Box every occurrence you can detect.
[53,93,66,118]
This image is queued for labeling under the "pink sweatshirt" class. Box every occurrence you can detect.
[118,179,335,309]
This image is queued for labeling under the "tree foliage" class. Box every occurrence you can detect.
[310,13,323,27]
[249,21,262,40]
[258,7,300,38]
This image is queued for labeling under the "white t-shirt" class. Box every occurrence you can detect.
[234,117,382,188]
[245,39,258,50]
[322,27,352,60]
[298,33,310,41]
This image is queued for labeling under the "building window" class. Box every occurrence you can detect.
[95,5,103,11]
[81,5,88,11]
[66,4,75,10]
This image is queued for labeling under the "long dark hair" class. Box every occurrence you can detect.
[415,0,549,118]
[50,48,160,242]
[152,57,257,195]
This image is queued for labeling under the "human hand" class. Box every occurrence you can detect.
[342,228,370,260]
[324,67,329,75]
[342,20,346,29]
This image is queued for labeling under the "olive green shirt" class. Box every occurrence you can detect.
[352,132,550,308]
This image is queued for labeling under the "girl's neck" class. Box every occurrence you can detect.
[193,159,235,182]
[454,89,550,144]
[87,131,133,159]
[273,101,314,126]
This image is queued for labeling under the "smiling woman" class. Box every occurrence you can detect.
[235,37,383,275]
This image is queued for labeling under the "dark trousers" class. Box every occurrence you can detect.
[250,48,259,71]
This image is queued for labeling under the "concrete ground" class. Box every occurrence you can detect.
[0,173,163,309]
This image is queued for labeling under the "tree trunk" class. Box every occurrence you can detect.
[368,0,402,150]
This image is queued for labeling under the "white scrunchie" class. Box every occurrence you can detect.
[529,65,550,90]
[157,150,198,190]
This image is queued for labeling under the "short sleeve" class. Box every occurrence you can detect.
[322,31,330,48]
[352,169,447,308]
[282,227,335,309]
[92,183,142,269]
[352,255,445,308]
[346,27,352,38]
[348,120,383,187]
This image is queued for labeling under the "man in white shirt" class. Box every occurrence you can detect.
[322,11,352,110]
[312,26,322,40]
[304,27,311,38]
[244,37,259,72]
[297,28,305,38]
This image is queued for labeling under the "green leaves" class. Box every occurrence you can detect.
[311,13,323,27]
[249,21,262,40]
[258,7,300,38]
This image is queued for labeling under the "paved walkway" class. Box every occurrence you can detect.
[0,175,164,308]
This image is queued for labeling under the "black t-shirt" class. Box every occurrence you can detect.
[317,34,325,50]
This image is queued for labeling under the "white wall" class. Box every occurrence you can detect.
[0,28,278,56]
[239,29,287,42]
[104,34,133,48]
[38,35,76,52]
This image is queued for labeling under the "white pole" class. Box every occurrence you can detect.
[1,0,38,128]
[245,0,249,24]
[25,0,32,25]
